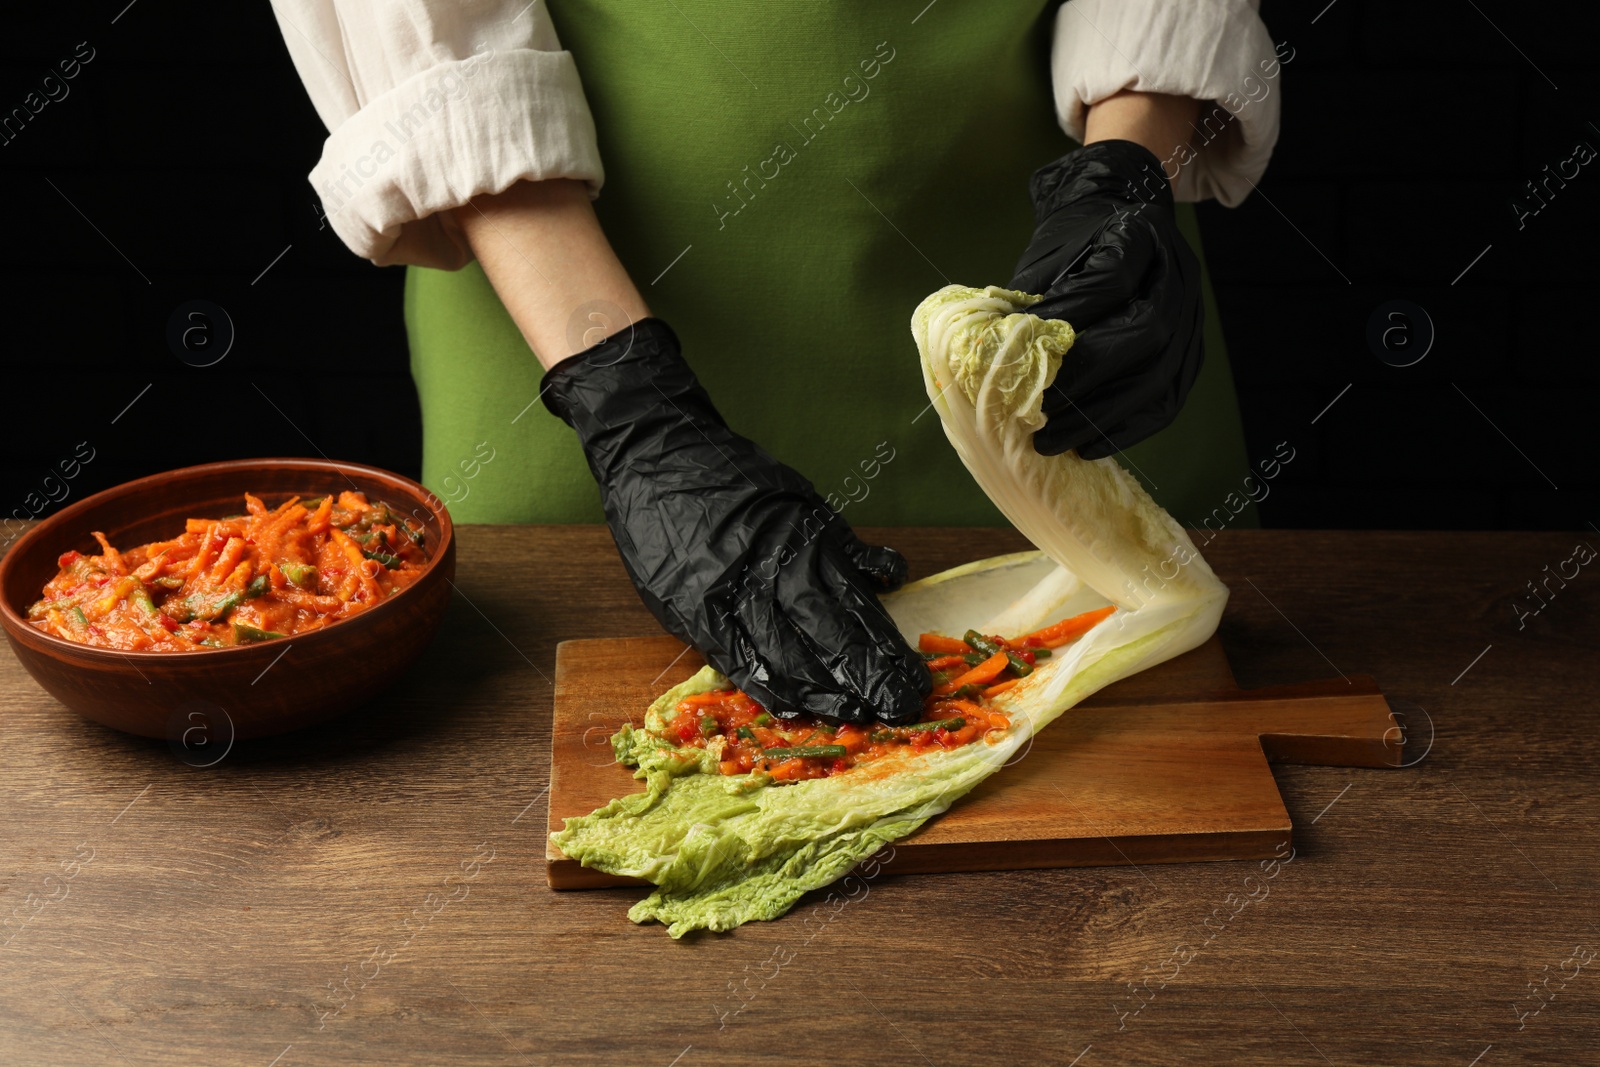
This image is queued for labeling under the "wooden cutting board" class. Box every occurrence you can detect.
[545,635,1403,889]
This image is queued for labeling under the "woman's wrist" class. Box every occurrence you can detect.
[1083,90,1203,181]
[452,179,651,369]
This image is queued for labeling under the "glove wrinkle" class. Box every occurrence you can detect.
[541,317,924,726]
[836,533,909,592]
[1009,140,1205,458]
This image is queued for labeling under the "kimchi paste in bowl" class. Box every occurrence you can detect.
[0,459,455,740]
[28,491,429,651]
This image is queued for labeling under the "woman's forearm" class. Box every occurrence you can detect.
[1083,89,1202,175]
[452,179,650,370]
[454,95,1200,372]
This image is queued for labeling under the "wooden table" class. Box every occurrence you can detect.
[2,527,1596,1066]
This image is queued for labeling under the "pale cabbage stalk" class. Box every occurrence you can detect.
[550,285,1227,937]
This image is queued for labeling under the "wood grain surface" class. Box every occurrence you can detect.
[2,526,1597,1067]
[545,636,1401,888]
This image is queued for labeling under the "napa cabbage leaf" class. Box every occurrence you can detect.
[550,285,1227,936]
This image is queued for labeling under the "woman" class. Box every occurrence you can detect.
[270,0,1281,723]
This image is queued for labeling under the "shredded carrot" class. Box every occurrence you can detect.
[982,678,1021,698]
[279,589,343,613]
[187,522,225,583]
[1019,605,1116,649]
[328,528,371,602]
[131,553,167,583]
[255,503,308,567]
[306,496,334,536]
[918,633,971,655]
[933,651,1009,695]
[221,558,253,593]
[924,654,969,672]
[935,699,1010,732]
[91,532,127,576]
[27,491,429,651]
[208,536,249,586]
[766,757,810,782]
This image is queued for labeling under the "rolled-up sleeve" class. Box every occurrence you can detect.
[1050,0,1282,206]
[269,0,604,268]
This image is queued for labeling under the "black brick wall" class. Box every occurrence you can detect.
[2,0,1593,530]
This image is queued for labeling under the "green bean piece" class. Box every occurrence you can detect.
[363,549,402,568]
[699,714,719,737]
[1033,647,1051,659]
[762,745,848,760]
[180,589,243,623]
[232,623,287,643]
[735,726,757,741]
[965,628,1032,677]
[217,591,244,618]
[752,712,773,726]
[69,606,89,629]
[246,574,270,598]
[900,717,966,733]
[963,630,1002,657]
[280,563,318,589]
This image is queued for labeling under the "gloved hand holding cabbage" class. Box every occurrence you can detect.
[1010,139,1205,460]
[550,286,1228,937]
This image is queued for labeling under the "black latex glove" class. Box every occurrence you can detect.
[1008,139,1204,460]
[540,318,929,725]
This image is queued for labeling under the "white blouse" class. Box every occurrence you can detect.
[269,0,1281,269]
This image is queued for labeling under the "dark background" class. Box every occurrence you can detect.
[2,1,1594,531]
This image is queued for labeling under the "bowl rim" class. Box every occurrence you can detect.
[0,457,455,662]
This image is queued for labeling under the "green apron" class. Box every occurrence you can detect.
[404,0,1257,530]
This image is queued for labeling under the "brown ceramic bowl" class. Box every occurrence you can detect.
[0,459,454,741]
